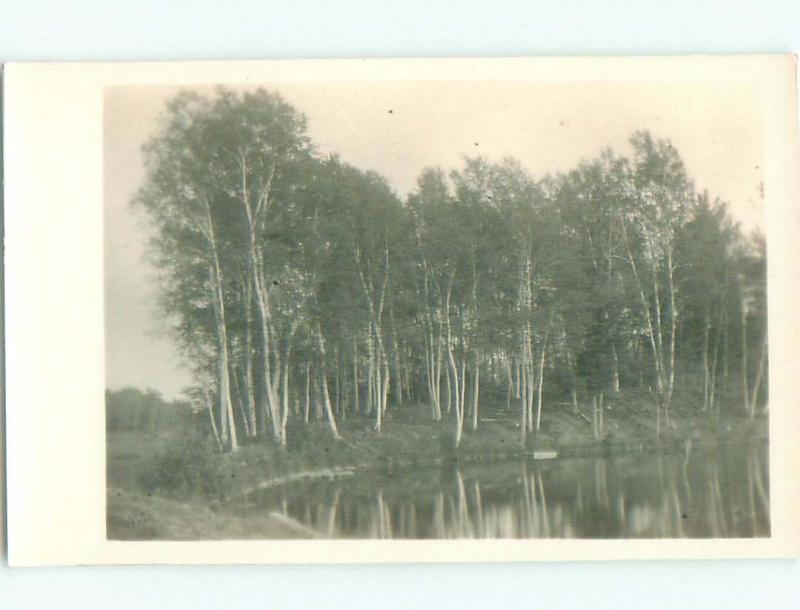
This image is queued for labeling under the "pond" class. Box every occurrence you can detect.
[234,441,769,539]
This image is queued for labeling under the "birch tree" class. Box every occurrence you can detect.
[136,88,768,457]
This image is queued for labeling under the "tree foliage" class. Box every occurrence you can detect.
[135,88,768,451]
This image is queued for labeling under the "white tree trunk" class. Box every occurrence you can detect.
[666,249,678,413]
[242,275,257,437]
[208,236,238,452]
[620,215,665,411]
[471,352,480,431]
[702,309,710,411]
[750,328,768,416]
[304,362,311,423]
[741,291,751,416]
[279,331,294,447]
[352,336,360,414]
[315,323,341,440]
[535,327,549,432]
[445,283,464,448]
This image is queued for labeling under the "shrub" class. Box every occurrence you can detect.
[139,432,235,501]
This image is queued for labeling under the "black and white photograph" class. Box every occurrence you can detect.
[4,2,800,608]
[104,75,771,541]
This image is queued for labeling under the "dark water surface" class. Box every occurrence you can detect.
[235,442,769,538]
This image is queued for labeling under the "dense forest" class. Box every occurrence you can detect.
[106,387,193,433]
[134,88,768,454]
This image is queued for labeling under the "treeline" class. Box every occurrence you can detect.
[106,387,193,433]
[137,88,767,452]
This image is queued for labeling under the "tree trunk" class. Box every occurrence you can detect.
[304,362,311,423]
[472,352,480,430]
[341,374,348,422]
[353,336,360,414]
[652,269,667,408]
[535,326,549,432]
[204,388,223,452]
[279,328,295,447]
[271,326,282,407]
[252,260,281,439]
[404,346,413,403]
[598,392,604,435]
[445,283,464,447]
[709,310,723,413]
[741,292,750,416]
[520,331,528,446]
[447,344,462,446]
[611,343,620,394]
[703,308,710,411]
[666,248,678,414]
[355,246,390,430]
[242,275,257,437]
[315,323,341,440]
[334,348,341,416]
[750,327,768,416]
[235,157,281,441]
[426,329,443,421]
[313,370,322,421]
[526,328,535,434]
[232,366,251,439]
[380,348,391,425]
[620,215,665,412]
[459,353,467,421]
[390,306,403,405]
[319,370,341,440]
[368,336,376,415]
[504,354,513,410]
[445,357,452,414]
[208,236,238,453]
[279,358,290,447]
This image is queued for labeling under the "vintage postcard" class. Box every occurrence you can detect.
[5,56,800,565]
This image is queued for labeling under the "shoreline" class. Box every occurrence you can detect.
[107,399,768,540]
[117,401,770,490]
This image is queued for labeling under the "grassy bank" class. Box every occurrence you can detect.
[107,393,766,539]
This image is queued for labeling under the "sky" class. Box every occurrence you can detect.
[104,81,765,400]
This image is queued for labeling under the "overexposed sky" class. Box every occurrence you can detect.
[105,81,764,399]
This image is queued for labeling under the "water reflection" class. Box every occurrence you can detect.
[235,442,769,539]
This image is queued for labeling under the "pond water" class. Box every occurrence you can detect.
[235,441,769,539]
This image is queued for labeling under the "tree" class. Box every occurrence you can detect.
[616,132,695,429]
[137,88,312,449]
[136,86,767,458]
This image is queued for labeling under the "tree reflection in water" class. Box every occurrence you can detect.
[237,442,769,539]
